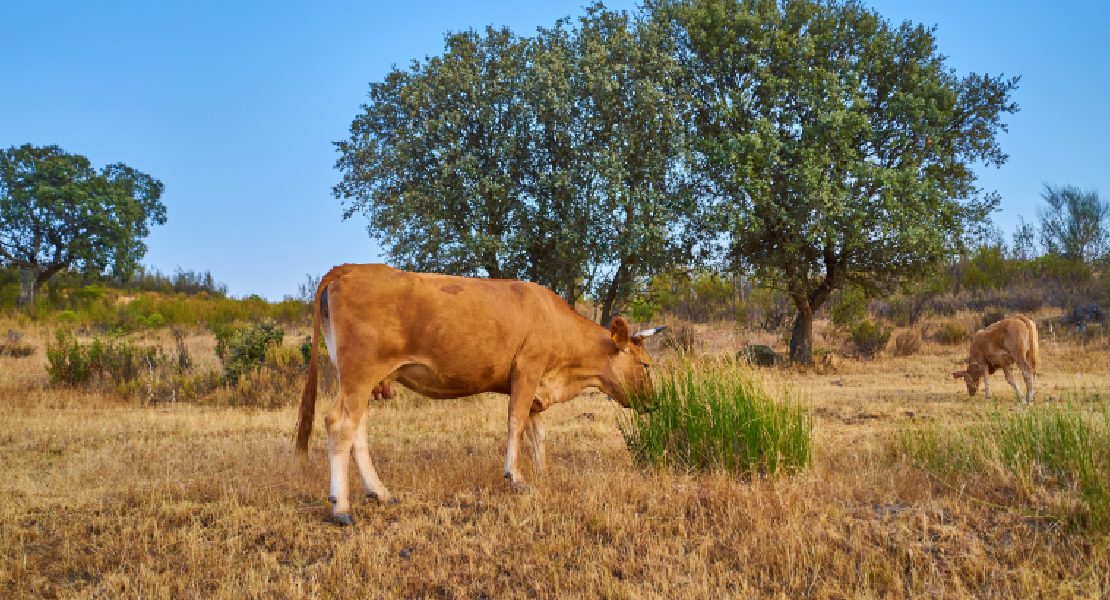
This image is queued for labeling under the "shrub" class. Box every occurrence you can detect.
[217,321,284,385]
[0,342,35,357]
[938,322,970,345]
[662,321,697,353]
[893,330,922,357]
[883,296,926,327]
[830,287,867,327]
[46,331,162,387]
[849,320,891,358]
[618,359,811,478]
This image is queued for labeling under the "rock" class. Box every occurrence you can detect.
[739,344,780,367]
[1068,303,1105,327]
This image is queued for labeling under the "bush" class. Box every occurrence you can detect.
[882,296,926,327]
[618,359,812,478]
[849,320,891,358]
[830,287,867,327]
[216,321,284,385]
[662,321,697,353]
[893,330,922,357]
[46,331,162,387]
[938,322,970,345]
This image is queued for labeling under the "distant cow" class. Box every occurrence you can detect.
[952,315,1039,401]
[295,264,665,525]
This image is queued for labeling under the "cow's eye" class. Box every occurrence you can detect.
[641,362,650,369]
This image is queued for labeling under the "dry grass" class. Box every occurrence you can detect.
[3,312,1110,599]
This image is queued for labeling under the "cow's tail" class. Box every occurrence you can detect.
[1015,313,1039,372]
[296,267,348,453]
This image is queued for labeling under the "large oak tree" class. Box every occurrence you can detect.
[651,0,1019,363]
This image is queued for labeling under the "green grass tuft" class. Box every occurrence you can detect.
[618,358,812,478]
[899,397,1110,531]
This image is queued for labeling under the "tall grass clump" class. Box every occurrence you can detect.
[618,359,812,478]
[899,399,1110,531]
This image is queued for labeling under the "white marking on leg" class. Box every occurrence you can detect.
[326,403,356,517]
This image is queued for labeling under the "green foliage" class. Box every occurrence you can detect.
[46,330,162,387]
[0,144,166,301]
[938,322,971,345]
[217,321,284,386]
[1016,254,1092,288]
[848,320,891,358]
[659,0,1018,363]
[1038,183,1110,262]
[961,245,1014,291]
[643,268,738,323]
[618,359,812,477]
[334,7,699,320]
[830,287,867,328]
[899,401,1110,531]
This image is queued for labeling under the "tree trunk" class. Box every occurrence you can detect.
[788,303,814,366]
[599,262,628,327]
[30,265,65,306]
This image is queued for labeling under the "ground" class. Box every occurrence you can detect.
[1,311,1108,599]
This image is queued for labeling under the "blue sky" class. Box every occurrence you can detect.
[4,1,1107,299]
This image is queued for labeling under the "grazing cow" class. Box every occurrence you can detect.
[295,264,665,525]
[952,315,1039,401]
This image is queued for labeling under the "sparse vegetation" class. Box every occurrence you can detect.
[938,321,971,345]
[6,299,1110,598]
[899,398,1110,531]
[893,330,922,357]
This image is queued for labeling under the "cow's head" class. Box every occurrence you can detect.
[951,362,985,396]
[605,318,667,412]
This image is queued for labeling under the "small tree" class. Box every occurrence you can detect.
[1037,183,1109,263]
[0,144,166,303]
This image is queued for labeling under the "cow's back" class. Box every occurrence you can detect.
[322,264,597,397]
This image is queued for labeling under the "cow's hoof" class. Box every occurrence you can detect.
[511,481,529,493]
[328,495,337,504]
[331,513,354,526]
[368,493,399,505]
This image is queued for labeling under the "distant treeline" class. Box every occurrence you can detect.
[1,265,229,311]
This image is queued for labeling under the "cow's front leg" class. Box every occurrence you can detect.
[982,373,992,401]
[526,412,547,474]
[504,376,540,490]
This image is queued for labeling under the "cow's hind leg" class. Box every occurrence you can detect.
[353,407,394,504]
[526,412,547,475]
[325,380,383,525]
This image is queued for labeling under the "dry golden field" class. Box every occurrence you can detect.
[3,312,1109,599]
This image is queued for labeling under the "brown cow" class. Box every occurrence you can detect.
[295,264,665,525]
[952,315,1039,402]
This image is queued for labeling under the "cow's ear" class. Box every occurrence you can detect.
[610,317,631,350]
